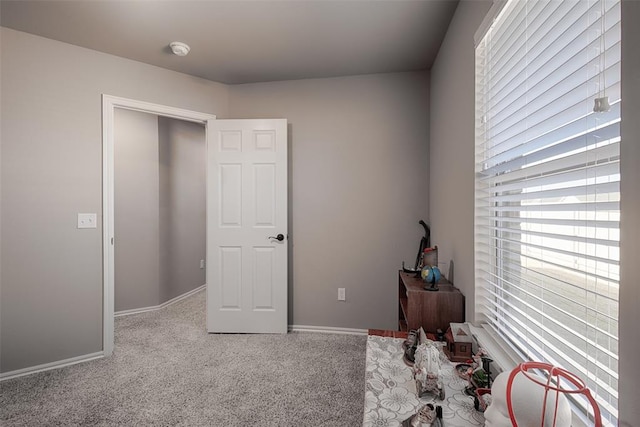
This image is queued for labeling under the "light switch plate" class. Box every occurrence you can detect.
[78,213,97,229]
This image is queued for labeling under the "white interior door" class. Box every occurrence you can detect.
[206,119,288,333]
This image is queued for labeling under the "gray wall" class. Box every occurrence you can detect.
[618,1,640,425]
[158,117,206,303]
[228,72,429,330]
[429,1,640,424]
[115,109,161,312]
[0,27,228,373]
[429,0,492,322]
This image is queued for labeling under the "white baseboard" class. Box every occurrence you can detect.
[0,351,104,382]
[114,305,159,317]
[289,325,368,335]
[115,284,206,317]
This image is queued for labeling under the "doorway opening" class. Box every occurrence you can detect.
[113,109,206,317]
[102,95,215,356]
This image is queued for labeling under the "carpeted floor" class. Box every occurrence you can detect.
[0,290,367,426]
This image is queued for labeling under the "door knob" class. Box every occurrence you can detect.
[269,234,285,241]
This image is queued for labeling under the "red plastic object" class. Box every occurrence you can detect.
[505,362,602,427]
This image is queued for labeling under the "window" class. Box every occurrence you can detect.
[474,0,620,424]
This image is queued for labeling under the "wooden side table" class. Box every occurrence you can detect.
[398,270,465,333]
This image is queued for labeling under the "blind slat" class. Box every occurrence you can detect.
[479,216,619,229]
[486,200,619,212]
[475,233,619,265]
[479,102,621,170]
[488,179,619,202]
[480,121,620,176]
[486,161,619,193]
[488,225,619,247]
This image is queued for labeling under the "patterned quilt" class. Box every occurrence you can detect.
[363,335,485,426]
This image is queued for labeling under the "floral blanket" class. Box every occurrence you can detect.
[363,335,485,427]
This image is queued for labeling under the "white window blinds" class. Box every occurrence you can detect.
[474,0,620,424]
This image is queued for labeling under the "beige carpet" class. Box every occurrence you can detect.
[0,290,367,426]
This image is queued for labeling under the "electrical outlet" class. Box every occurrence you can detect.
[77,213,97,229]
[338,288,346,301]
[200,259,205,269]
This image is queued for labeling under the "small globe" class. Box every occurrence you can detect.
[421,266,441,284]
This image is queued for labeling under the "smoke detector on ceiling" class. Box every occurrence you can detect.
[169,41,190,57]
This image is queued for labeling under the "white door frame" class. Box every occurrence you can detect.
[102,94,216,356]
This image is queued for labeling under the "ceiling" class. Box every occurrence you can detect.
[0,0,459,85]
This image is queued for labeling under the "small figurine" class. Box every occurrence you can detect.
[465,348,492,396]
[401,403,437,427]
[415,367,445,400]
[413,341,445,400]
